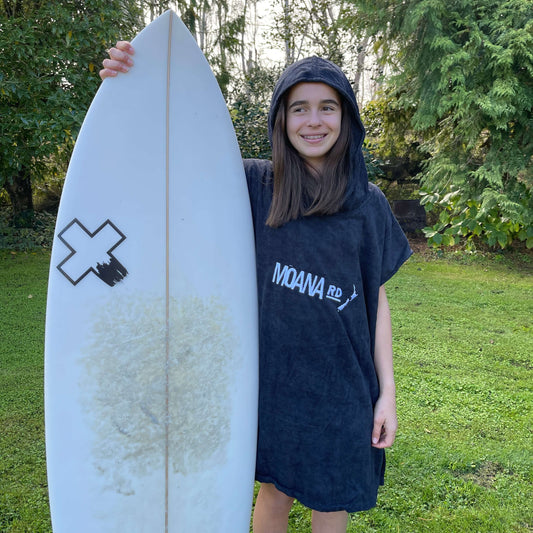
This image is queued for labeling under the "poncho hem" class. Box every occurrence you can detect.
[255,474,381,513]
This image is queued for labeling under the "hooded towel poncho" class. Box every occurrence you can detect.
[244,57,412,512]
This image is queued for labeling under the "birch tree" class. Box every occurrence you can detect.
[267,0,374,97]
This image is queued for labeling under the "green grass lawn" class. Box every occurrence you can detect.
[1,249,532,532]
[1,251,50,532]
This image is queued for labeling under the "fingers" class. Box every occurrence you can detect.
[99,67,117,80]
[371,411,398,449]
[109,42,135,62]
[371,418,385,448]
[101,57,131,73]
[371,422,394,449]
[371,425,390,449]
[115,41,135,55]
[99,41,135,80]
[99,64,125,80]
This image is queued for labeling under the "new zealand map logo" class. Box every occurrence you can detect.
[56,219,128,287]
[271,261,358,312]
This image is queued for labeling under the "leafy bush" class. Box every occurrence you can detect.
[421,185,533,250]
[229,65,280,160]
[0,209,56,251]
[356,0,533,250]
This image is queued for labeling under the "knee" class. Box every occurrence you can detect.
[311,509,349,532]
[258,483,295,514]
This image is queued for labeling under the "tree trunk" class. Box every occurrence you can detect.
[354,35,369,99]
[283,0,294,65]
[4,168,34,228]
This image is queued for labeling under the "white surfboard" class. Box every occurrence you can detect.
[45,10,258,532]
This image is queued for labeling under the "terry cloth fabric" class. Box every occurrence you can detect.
[243,57,413,513]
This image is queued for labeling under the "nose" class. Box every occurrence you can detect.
[307,108,322,127]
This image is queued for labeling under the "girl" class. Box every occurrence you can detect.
[101,45,412,533]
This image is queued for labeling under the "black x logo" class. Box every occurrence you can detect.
[56,219,128,287]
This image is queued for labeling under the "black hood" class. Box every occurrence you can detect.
[267,57,369,207]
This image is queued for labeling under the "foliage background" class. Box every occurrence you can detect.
[353,0,533,249]
[1,0,532,250]
[0,0,144,225]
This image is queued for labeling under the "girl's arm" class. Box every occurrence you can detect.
[371,285,398,449]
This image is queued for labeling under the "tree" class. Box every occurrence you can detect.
[352,0,533,248]
[143,0,173,21]
[265,0,380,103]
[269,0,356,65]
[229,64,281,160]
[172,0,250,98]
[362,88,428,188]
[0,0,144,227]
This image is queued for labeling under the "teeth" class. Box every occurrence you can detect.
[303,135,325,140]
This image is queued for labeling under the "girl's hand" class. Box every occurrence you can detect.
[371,390,398,449]
[99,41,135,80]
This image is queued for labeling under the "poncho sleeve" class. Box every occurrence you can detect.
[369,183,413,285]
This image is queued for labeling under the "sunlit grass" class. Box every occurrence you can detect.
[1,251,50,532]
[1,250,531,532]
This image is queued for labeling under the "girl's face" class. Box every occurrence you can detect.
[285,82,342,171]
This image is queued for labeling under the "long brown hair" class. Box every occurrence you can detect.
[266,93,353,228]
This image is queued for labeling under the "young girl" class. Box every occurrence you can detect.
[101,45,412,533]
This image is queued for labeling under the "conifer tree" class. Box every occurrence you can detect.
[353,0,533,248]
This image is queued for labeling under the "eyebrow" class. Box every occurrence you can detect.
[288,98,340,109]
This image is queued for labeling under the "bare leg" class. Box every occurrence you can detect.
[253,483,295,533]
[311,510,349,533]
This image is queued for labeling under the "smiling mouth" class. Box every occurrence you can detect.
[302,134,327,141]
